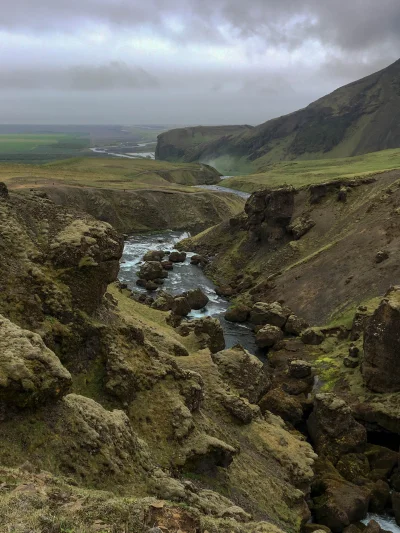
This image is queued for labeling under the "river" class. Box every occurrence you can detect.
[118,230,260,356]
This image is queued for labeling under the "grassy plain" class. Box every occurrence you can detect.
[0,157,219,191]
[221,148,400,192]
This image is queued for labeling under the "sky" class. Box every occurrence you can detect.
[1,0,399,125]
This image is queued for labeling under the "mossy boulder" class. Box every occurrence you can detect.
[256,324,284,348]
[193,317,225,353]
[363,286,400,392]
[184,288,209,310]
[301,328,325,345]
[307,394,367,463]
[178,435,237,473]
[139,261,164,281]
[259,388,303,426]
[0,315,71,410]
[225,304,251,323]
[212,345,270,403]
[250,301,290,327]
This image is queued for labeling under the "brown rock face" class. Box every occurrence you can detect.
[244,187,295,242]
[363,286,400,392]
[307,394,367,463]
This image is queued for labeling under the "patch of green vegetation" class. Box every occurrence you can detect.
[221,148,400,192]
[0,157,220,191]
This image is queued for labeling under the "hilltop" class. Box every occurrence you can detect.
[156,59,400,174]
[0,158,245,233]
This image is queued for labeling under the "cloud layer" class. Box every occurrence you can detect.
[0,0,399,124]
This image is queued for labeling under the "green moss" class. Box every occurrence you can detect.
[78,256,98,268]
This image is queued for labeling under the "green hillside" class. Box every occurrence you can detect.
[156,59,400,174]
[221,148,400,192]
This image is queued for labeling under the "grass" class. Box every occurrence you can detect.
[0,157,219,192]
[221,148,400,192]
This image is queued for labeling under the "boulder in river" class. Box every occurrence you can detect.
[190,254,208,267]
[184,288,209,310]
[143,250,165,262]
[161,260,174,270]
[169,251,187,263]
[171,296,191,317]
[225,304,251,323]
[363,286,400,392]
[139,261,164,281]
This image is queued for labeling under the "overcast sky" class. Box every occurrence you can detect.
[1,0,399,125]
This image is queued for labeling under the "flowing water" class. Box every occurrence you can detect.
[118,229,400,532]
[362,513,399,532]
[119,230,260,355]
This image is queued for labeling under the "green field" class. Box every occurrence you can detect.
[0,157,219,191]
[0,133,90,163]
[221,148,400,192]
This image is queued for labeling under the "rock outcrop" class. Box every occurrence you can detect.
[363,286,400,392]
[212,345,270,403]
[0,315,71,411]
[308,394,367,463]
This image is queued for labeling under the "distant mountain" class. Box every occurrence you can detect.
[156,59,400,173]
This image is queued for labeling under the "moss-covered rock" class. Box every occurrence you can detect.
[0,315,71,410]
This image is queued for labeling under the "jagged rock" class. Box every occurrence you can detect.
[50,218,124,314]
[351,306,372,341]
[258,388,303,425]
[184,288,209,310]
[53,394,153,481]
[392,491,400,526]
[190,254,208,267]
[178,435,237,473]
[161,260,173,270]
[307,394,367,463]
[375,250,389,263]
[365,444,399,481]
[212,345,270,403]
[285,314,309,335]
[194,317,225,353]
[344,357,359,368]
[221,393,261,424]
[312,460,370,533]
[250,301,290,327]
[215,285,235,297]
[307,393,367,462]
[178,370,204,412]
[288,215,316,240]
[349,344,360,358]
[171,296,191,317]
[301,327,325,345]
[0,182,9,199]
[166,312,183,328]
[151,291,175,311]
[288,359,313,379]
[369,479,390,513]
[256,324,284,348]
[145,280,159,291]
[245,187,295,242]
[139,261,164,281]
[169,251,187,263]
[0,315,72,410]
[143,250,165,262]
[171,404,194,440]
[335,453,370,483]
[225,304,251,323]
[338,186,348,202]
[363,286,400,392]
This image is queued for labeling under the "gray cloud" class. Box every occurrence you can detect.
[0,1,399,124]
[0,62,158,91]
[2,0,400,53]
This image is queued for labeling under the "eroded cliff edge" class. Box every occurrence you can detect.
[0,184,315,533]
